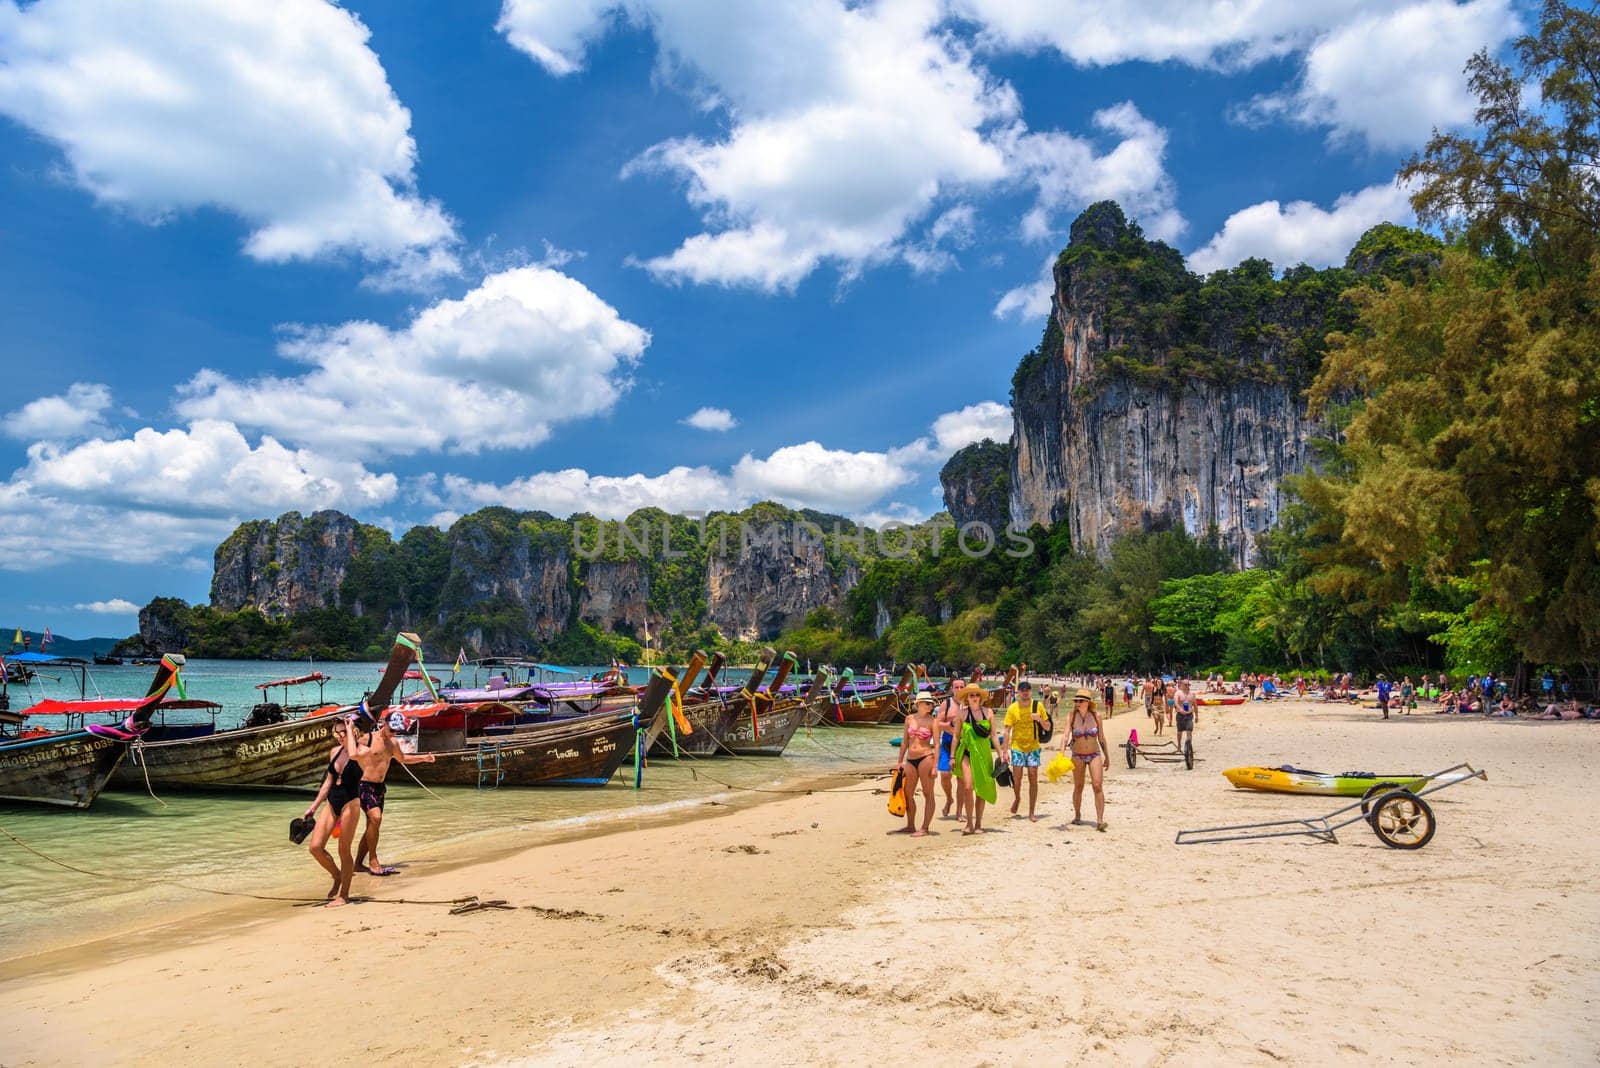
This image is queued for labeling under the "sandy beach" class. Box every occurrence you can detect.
[2,697,1595,1066]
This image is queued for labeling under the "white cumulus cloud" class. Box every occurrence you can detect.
[499,0,1184,293]
[2,382,115,441]
[425,400,1012,521]
[74,598,139,614]
[21,419,398,515]
[1010,101,1185,244]
[682,406,738,432]
[1186,183,1415,275]
[931,401,1011,451]
[0,0,459,282]
[428,465,746,520]
[0,419,398,569]
[1236,0,1519,150]
[177,266,649,460]
[950,0,1362,67]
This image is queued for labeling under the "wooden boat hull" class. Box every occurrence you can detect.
[110,716,338,792]
[400,712,636,788]
[649,698,739,757]
[0,730,126,808]
[805,692,846,727]
[835,690,903,725]
[724,699,806,756]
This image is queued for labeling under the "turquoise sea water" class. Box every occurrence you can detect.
[0,660,896,959]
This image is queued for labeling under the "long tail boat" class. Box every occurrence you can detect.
[799,667,835,726]
[724,651,806,756]
[108,635,423,792]
[638,650,707,753]
[399,709,638,788]
[651,650,745,758]
[831,664,917,725]
[0,655,185,808]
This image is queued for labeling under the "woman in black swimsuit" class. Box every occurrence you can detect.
[894,693,939,837]
[303,716,367,907]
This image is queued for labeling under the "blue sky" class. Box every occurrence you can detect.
[0,0,1524,638]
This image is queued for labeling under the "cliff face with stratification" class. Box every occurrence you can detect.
[190,504,864,654]
[704,521,860,642]
[1009,202,1357,566]
[209,510,375,618]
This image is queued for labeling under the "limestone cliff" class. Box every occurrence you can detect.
[940,440,1011,533]
[1009,202,1355,566]
[435,508,572,653]
[137,597,191,653]
[576,559,654,637]
[209,510,376,618]
[704,516,859,642]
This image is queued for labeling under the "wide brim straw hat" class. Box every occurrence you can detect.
[958,684,987,700]
[1074,688,1096,703]
[913,692,936,706]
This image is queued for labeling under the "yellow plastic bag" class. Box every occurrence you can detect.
[1045,752,1074,784]
[887,767,907,817]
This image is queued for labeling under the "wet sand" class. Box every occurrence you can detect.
[2,698,1595,1066]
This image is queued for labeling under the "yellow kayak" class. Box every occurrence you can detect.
[1223,765,1434,797]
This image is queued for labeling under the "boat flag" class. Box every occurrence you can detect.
[10,628,20,649]
[41,627,52,649]
[453,647,467,676]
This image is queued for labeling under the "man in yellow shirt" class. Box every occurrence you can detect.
[1003,680,1050,822]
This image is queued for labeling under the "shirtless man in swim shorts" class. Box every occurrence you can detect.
[354,713,436,877]
[1174,678,1197,756]
[326,709,432,906]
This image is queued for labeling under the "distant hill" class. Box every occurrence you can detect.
[4,629,125,657]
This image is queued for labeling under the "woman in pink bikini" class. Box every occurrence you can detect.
[893,693,939,837]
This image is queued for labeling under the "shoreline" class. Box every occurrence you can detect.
[3,699,1596,1065]
[0,757,886,973]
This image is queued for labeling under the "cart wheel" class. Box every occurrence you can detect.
[1124,740,1137,769]
[1368,790,1435,850]
[1184,738,1194,770]
[1359,781,1402,815]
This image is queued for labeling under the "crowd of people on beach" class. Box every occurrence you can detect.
[894,664,1599,840]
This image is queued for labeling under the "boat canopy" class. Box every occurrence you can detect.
[18,697,222,718]
[255,672,332,690]
[3,651,89,666]
[403,670,442,683]
[468,657,580,674]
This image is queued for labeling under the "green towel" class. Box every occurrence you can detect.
[953,721,997,804]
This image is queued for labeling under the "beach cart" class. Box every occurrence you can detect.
[1174,763,1486,850]
[1123,730,1194,770]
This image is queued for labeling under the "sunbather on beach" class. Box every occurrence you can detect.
[1535,699,1582,720]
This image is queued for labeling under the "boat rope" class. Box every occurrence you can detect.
[392,752,461,805]
[128,740,169,808]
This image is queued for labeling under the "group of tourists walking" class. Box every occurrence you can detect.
[894,678,1111,839]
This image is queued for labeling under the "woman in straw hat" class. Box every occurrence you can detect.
[950,683,998,834]
[1068,688,1111,832]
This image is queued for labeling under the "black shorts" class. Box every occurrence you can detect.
[1176,713,1195,732]
[1378,699,1390,711]
[358,781,387,812]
